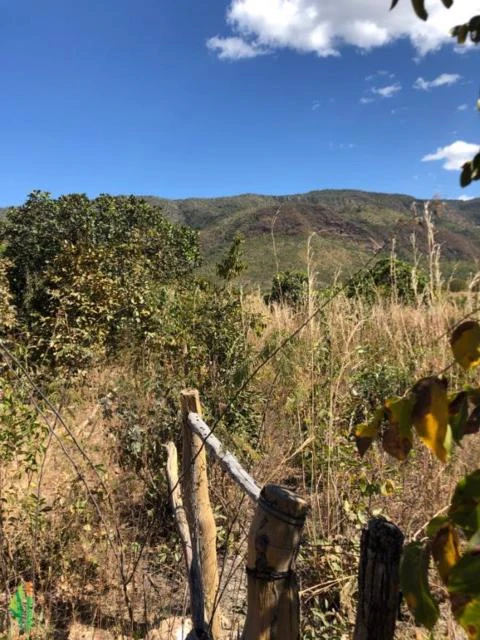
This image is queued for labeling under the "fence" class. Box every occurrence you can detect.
[166,389,404,640]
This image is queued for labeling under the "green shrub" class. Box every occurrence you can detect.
[448,277,467,292]
[265,270,308,307]
[345,257,426,303]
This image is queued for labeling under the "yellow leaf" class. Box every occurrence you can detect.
[412,377,450,462]
[354,407,385,456]
[382,396,414,460]
[381,479,396,496]
[431,523,460,585]
[451,321,480,370]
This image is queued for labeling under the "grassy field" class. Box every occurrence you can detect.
[2,283,479,638]
[1,194,479,639]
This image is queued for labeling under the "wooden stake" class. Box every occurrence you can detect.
[353,517,404,640]
[165,441,192,574]
[242,484,308,640]
[181,389,221,640]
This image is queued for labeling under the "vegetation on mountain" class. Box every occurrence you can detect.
[147,190,480,288]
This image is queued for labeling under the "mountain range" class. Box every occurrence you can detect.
[145,190,480,287]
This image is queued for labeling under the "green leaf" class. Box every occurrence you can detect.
[451,24,469,45]
[473,153,480,181]
[456,598,480,640]
[449,470,480,538]
[426,514,449,537]
[448,550,480,597]
[449,391,469,442]
[465,405,480,436]
[9,582,34,633]
[400,542,439,630]
[411,0,428,20]
[461,162,473,188]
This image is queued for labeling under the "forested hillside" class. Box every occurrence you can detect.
[145,190,480,285]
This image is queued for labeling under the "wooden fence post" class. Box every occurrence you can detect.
[242,484,308,640]
[181,389,221,640]
[353,517,404,640]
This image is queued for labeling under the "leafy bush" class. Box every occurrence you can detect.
[345,257,426,303]
[448,277,467,292]
[0,192,200,371]
[265,270,308,307]
[0,258,16,335]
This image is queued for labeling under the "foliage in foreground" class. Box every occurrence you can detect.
[355,319,480,637]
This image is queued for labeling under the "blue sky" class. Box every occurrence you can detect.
[1,0,479,205]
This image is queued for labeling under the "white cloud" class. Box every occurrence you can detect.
[457,103,469,110]
[360,97,375,104]
[422,140,480,171]
[391,106,408,115]
[413,73,461,90]
[206,35,268,59]
[458,194,474,201]
[372,83,402,98]
[328,142,356,150]
[366,70,396,81]
[208,0,480,59]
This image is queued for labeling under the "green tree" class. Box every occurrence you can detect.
[0,192,200,369]
[0,191,199,319]
[216,233,247,282]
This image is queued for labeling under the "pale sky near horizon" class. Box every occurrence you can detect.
[1,0,479,205]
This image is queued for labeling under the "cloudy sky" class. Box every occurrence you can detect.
[1,0,479,204]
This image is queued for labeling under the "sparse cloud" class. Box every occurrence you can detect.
[372,83,402,98]
[422,140,480,171]
[366,70,395,81]
[208,0,476,60]
[206,35,268,60]
[312,100,321,111]
[360,97,375,104]
[457,104,468,111]
[413,73,461,90]
[328,142,356,150]
[458,194,474,201]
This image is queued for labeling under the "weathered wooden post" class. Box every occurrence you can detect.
[175,403,309,640]
[353,517,404,640]
[181,389,221,640]
[164,442,193,575]
[242,484,308,640]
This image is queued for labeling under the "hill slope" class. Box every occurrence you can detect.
[144,190,480,287]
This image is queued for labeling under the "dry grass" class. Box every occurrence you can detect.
[1,273,480,638]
